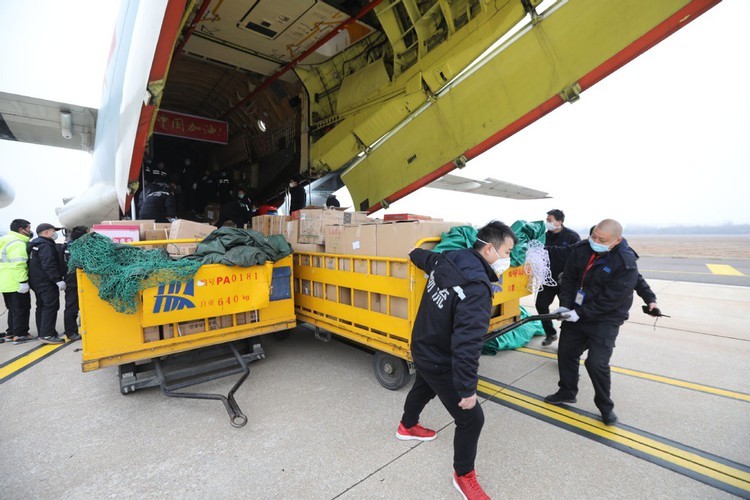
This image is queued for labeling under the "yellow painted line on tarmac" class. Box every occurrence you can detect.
[706,264,745,276]
[0,343,68,382]
[516,347,750,403]
[477,378,750,496]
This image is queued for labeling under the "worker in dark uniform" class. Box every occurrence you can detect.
[28,223,66,344]
[397,221,517,499]
[325,194,340,208]
[217,188,253,228]
[62,226,89,342]
[216,170,233,204]
[196,169,216,214]
[545,219,639,426]
[288,175,307,213]
[139,166,177,222]
[537,209,580,346]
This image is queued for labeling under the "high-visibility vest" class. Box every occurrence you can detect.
[0,232,30,292]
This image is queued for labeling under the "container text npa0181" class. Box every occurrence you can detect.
[293,237,529,389]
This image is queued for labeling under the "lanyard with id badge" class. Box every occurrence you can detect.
[576,253,600,306]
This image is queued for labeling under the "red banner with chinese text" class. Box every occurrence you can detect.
[154,109,228,144]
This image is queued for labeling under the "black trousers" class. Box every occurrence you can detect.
[3,291,31,336]
[402,367,485,476]
[557,321,620,414]
[535,285,559,337]
[64,285,79,334]
[32,284,60,338]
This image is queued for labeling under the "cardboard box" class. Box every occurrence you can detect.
[144,228,168,241]
[208,315,233,330]
[326,223,378,256]
[161,324,174,340]
[291,243,325,253]
[169,219,216,240]
[205,203,221,225]
[283,220,299,245]
[93,224,140,243]
[167,244,197,257]
[178,320,205,336]
[168,219,215,255]
[143,324,174,342]
[101,219,155,239]
[376,220,460,258]
[252,215,290,236]
[143,326,160,342]
[383,213,433,221]
[374,220,461,277]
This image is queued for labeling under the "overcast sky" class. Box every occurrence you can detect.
[1,0,748,234]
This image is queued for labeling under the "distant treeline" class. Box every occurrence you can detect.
[572,224,750,235]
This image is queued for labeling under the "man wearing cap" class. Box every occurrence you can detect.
[0,219,33,344]
[27,223,66,344]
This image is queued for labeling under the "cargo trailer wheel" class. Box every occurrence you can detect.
[373,352,410,390]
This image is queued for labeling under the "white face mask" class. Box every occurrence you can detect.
[478,237,511,276]
[491,257,511,275]
[545,221,558,232]
[51,232,59,241]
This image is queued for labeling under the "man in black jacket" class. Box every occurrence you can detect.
[397,221,517,499]
[544,219,639,425]
[62,225,89,342]
[537,209,580,346]
[139,166,177,222]
[28,223,67,344]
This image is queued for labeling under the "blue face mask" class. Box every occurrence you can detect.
[589,239,610,253]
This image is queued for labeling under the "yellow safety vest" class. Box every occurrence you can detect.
[0,231,30,293]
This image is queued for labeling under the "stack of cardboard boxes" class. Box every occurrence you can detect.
[94,219,217,256]
[278,208,467,321]
[142,312,260,343]
[167,219,217,256]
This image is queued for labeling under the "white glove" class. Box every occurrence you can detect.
[18,282,30,294]
[552,307,570,315]
[56,280,67,291]
[562,309,580,322]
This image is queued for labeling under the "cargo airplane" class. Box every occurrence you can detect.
[0,0,721,226]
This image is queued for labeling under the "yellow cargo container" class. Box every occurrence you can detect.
[79,254,296,372]
[293,238,529,389]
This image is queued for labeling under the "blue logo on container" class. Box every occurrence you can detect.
[153,281,196,313]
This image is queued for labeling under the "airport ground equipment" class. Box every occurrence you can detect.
[77,239,296,427]
[293,238,531,390]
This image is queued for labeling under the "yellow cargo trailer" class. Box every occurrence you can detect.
[293,238,530,390]
[77,239,295,427]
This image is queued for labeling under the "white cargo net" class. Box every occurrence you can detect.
[524,240,556,292]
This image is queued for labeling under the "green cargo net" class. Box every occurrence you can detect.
[68,233,202,314]
[432,220,546,266]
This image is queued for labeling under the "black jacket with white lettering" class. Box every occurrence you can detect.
[409,248,497,398]
[558,239,640,324]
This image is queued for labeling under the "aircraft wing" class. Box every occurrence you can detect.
[427,174,550,200]
[0,92,96,152]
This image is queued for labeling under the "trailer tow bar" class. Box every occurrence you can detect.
[482,313,566,344]
[154,343,250,428]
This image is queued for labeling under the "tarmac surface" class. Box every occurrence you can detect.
[1,277,749,499]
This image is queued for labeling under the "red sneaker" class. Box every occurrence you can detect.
[396,422,436,441]
[453,470,490,500]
